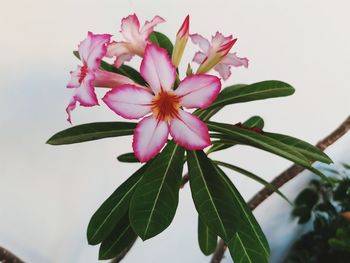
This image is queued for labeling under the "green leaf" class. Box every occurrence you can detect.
[194,84,247,121]
[207,116,264,154]
[187,150,240,241]
[47,122,136,145]
[194,81,294,119]
[73,50,146,86]
[207,121,329,181]
[294,188,319,208]
[263,132,332,164]
[149,31,174,57]
[198,216,217,256]
[117,152,139,163]
[87,164,148,245]
[214,161,291,205]
[99,212,137,260]
[292,205,312,224]
[129,141,185,240]
[211,164,270,263]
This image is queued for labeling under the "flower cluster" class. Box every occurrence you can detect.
[66,14,248,162]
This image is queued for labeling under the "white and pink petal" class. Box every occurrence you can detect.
[102,84,153,119]
[140,44,176,94]
[120,14,141,42]
[214,63,231,80]
[67,66,82,89]
[107,41,134,67]
[66,73,98,123]
[141,15,165,39]
[221,52,249,68]
[78,32,111,70]
[133,116,169,162]
[190,34,210,53]
[169,110,211,150]
[192,51,207,64]
[175,74,221,109]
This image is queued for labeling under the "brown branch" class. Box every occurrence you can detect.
[210,115,350,263]
[0,246,25,263]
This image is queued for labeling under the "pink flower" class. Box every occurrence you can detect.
[172,15,190,67]
[103,44,221,162]
[191,32,249,80]
[66,32,136,123]
[107,14,165,68]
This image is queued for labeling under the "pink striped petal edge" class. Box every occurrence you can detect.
[190,34,210,53]
[140,44,176,94]
[102,84,153,120]
[169,110,211,150]
[175,74,221,109]
[66,73,97,123]
[78,32,111,70]
[133,115,169,162]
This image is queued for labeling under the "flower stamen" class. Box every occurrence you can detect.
[151,91,181,121]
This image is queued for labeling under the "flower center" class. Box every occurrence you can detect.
[151,91,181,121]
[79,64,89,83]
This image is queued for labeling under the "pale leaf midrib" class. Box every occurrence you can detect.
[143,145,179,237]
[192,152,227,239]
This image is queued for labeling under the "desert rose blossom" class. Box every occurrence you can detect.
[106,14,165,68]
[191,32,248,80]
[172,15,190,67]
[66,32,136,123]
[103,44,221,162]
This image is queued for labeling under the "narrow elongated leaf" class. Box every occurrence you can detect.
[195,81,293,119]
[73,51,146,86]
[214,161,290,204]
[47,122,136,145]
[117,152,139,163]
[99,212,137,260]
[207,116,264,154]
[212,163,270,263]
[208,122,330,182]
[207,122,313,168]
[194,84,247,121]
[198,216,217,255]
[187,150,240,241]
[209,80,295,109]
[129,141,185,240]
[149,31,174,57]
[87,164,148,245]
[264,132,332,164]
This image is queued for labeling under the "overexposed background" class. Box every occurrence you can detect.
[0,0,349,262]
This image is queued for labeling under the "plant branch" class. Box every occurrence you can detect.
[210,115,350,263]
[0,246,25,263]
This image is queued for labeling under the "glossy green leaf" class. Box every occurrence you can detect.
[264,132,332,164]
[87,164,148,245]
[195,81,294,120]
[129,141,185,240]
[194,84,247,121]
[117,152,139,163]
[149,31,174,57]
[207,116,264,154]
[214,161,290,205]
[294,188,319,208]
[187,150,240,241]
[73,50,146,86]
[198,216,217,255]
[207,122,329,181]
[99,212,137,260]
[212,163,270,263]
[47,122,136,145]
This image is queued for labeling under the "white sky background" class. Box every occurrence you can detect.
[0,0,349,262]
